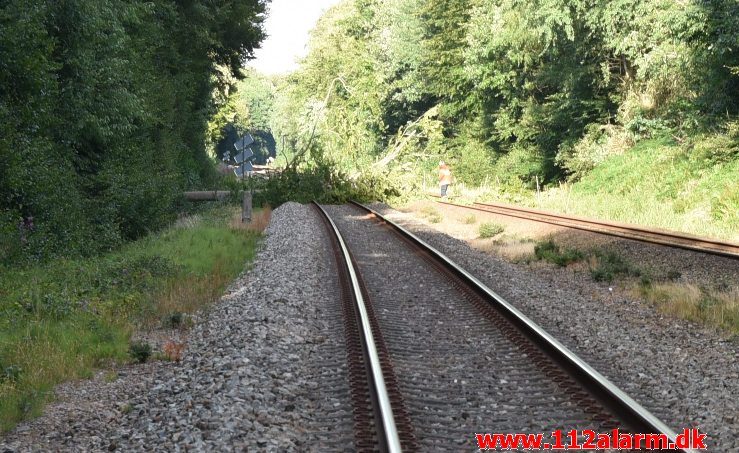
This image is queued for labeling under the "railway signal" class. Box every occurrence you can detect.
[234,133,254,151]
[234,161,253,177]
[233,134,256,179]
[234,147,254,164]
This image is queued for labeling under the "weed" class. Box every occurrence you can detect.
[666,270,682,280]
[638,283,739,335]
[590,251,640,282]
[128,342,152,364]
[104,371,118,383]
[478,222,505,238]
[1,366,22,383]
[427,213,442,223]
[162,312,185,329]
[534,240,584,266]
[162,340,186,362]
[419,206,443,223]
[463,214,477,224]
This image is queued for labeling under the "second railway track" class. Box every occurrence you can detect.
[433,198,739,259]
[314,201,694,452]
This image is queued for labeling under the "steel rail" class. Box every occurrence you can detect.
[313,202,403,453]
[434,197,739,259]
[350,200,696,453]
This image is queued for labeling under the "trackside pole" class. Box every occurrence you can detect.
[242,191,252,223]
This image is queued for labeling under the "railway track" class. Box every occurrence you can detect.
[313,201,695,452]
[434,197,739,259]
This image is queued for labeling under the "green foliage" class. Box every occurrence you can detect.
[589,251,640,282]
[537,130,739,240]
[534,240,584,267]
[162,312,185,329]
[463,215,477,225]
[209,69,277,164]
[478,222,504,238]
[1,365,22,384]
[128,342,152,364]
[0,0,267,263]
[555,124,634,180]
[0,206,260,431]
[266,0,738,208]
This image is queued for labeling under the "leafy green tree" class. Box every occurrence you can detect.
[0,0,267,263]
[269,0,739,195]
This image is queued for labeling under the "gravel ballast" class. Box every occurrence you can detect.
[325,204,619,451]
[2,201,736,451]
[371,202,738,451]
[0,202,356,452]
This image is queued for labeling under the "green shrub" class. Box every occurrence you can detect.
[463,215,477,224]
[478,222,504,238]
[419,206,443,223]
[491,146,548,190]
[1,365,22,383]
[162,312,184,329]
[534,240,584,266]
[128,342,152,364]
[590,251,640,282]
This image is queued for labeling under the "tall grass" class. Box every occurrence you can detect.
[638,284,739,335]
[0,205,264,432]
[532,137,739,241]
[452,132,738,242]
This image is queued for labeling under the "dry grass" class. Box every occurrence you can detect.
[463,214,477,224]
[174,214,202,229]
[230,205,272,232]
[418,205,443,223]
[155,261,233,321]
[162,340,186,362]
[475,235,536,262]
[638,283,739,335]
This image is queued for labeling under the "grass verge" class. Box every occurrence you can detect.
[533,134,739,241]
[0,204,264,432]
[638,283,739,336]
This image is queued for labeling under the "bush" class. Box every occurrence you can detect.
[555,124,633,180]
[491,146,547,190]
[478,222,504,238]
[162,312,185,329]
[128,341,152,364]
[463,215,477,224]
[534,240,584,266]
[590,251,640,282]
[1,365,22,383]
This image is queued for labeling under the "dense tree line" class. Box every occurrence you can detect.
[0,0,267,263]
[272,0,738,194]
